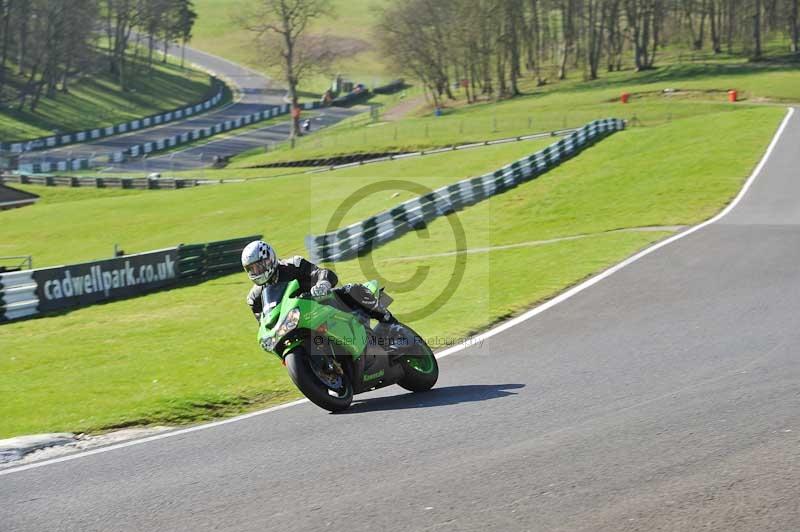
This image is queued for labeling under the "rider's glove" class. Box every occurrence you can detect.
[310,280,332,297]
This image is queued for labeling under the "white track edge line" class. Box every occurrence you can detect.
[1,107,793,477]
[433,107,795,359]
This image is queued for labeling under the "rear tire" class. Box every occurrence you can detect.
[396,325,439,392]
[285,348,353,412]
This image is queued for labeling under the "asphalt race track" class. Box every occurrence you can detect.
[1,108,798,531]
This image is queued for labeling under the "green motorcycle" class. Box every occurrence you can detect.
[257,278,439,411]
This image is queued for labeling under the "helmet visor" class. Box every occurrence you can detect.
[246,260,271,276]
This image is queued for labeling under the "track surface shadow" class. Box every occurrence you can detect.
[340,383,525,414]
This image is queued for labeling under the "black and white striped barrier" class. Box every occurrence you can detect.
[17,159,95,174]
[3,82,225,154]
[17,102,321,174]
[0,270,38,322]
[305,118,625,263]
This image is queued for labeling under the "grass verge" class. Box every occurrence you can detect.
[0,57,214,141]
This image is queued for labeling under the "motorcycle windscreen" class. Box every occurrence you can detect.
[261,281,288,324]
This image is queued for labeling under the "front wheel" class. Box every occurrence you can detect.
[396,325,439,392]
[285,347,353,412]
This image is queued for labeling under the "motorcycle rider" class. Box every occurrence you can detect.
[241,240,396,325]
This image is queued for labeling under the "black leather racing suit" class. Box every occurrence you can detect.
[246,256,391,322]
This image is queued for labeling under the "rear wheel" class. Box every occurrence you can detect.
[396,325,439,392]
[285,346,353,412]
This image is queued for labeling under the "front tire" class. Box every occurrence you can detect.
[396,325,439,392]
[285,348,353,412]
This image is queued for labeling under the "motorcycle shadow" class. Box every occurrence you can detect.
[338,383,525,414]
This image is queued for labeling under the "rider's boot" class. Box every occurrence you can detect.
[343,283,398,324]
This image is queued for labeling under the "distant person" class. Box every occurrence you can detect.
[241,240,395,324]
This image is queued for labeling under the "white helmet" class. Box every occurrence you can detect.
[241,240,278,286]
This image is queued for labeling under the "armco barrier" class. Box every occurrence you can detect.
[3,80,225,154]
[177,235,261,280]
[1,174,199,190]
[305,118,625,263]
[17,101,322,174]
[0,270,39,321]
[0,234,260,323]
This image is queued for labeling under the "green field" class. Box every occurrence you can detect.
[0,57,214,141]
[5,140,555,264]
[0,104,785,437]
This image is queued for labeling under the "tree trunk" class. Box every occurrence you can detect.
[60,57,72,92]
[0,0,11,91]
[791,0,799,53]
[695,0,707,50]
[558,0,573,80]
[709,0,722,53]
[507,0,521,95]
[148,34,155,71]
[17,56,40,110]
[752,0,762,60]
[17,13,27,75]
[726,0,734,53]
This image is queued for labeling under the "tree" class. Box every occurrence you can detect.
[177,0,197,68]
[378,0,457,106]
[585,0,609,79]
[791,0,799,53]
[625,0,663,71]
[0,0,197,112]
[753,0,763,59]
[104,0,139,89]
[240,0,336,138]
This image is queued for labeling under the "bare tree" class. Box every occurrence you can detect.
[104,0,139,89]
[585,0,608,79]
[177,0,197,68]
[378,0,456,106]
[240,0,335,138]
[625,0,662,70]
[753,0,763,59]
[788,0,798,52]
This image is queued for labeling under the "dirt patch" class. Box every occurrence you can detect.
[383,93,428,121]
[324,35,371,58]
[610,88,737,103]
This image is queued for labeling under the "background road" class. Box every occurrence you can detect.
[2,109,798,531]
[106,106,359,173]
[19,43,290,166]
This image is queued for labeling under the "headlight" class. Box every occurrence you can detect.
[275,308,301,338]
[261,335,277,352]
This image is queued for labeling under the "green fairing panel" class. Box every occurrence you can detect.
[257,278,368,360]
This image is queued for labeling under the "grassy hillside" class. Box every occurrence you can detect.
[227,59,800,166]
[0,56,215,141]
[0,105,785,437]
[191,0,390,95]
